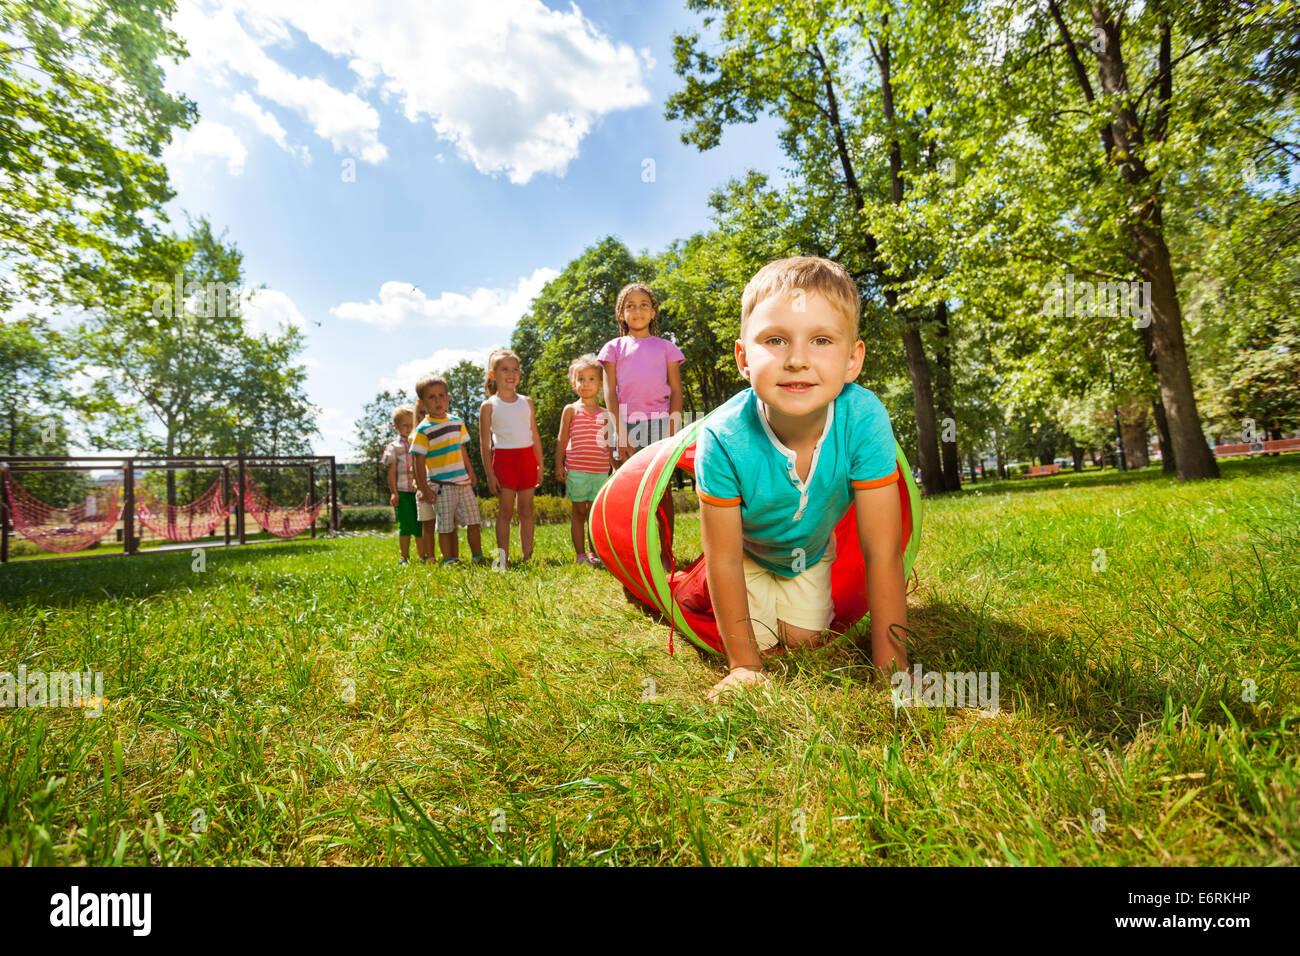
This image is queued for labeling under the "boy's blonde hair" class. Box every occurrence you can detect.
[568,353,602,388]
[414,375,447,401]
[484,348,521,396]
[392,404,415,426]
[740,256,860,339]
[614,282,661,337]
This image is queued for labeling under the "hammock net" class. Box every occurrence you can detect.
[135,476,237,542]
[590,416,922,655]
[3,472,124,553]
[242,474,325,538]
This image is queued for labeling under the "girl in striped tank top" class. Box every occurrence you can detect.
[555,354,613,566]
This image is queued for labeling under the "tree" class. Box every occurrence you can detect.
[512,237,653,495]
[668,0,973,494]
[0,316,88,503]
[0,0,197,311]
[352,388,408,503]
[444,359,487,495]
[1,316,65,456]
[71,218,317,503]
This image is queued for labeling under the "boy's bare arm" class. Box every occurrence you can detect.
[460,445,476,485]
[700,502,762,672]
[412,456,435,501]
[854,483,908,674]
[386,459,398,504]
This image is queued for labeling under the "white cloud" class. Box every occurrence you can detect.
[330,268,558,331]
[229,91,310,162]
[241,288,309,336]
[380,348,500,395]
[313,405,354,458]
[176,0,651,183]
[163,120,248,176]
[171,2,387,163]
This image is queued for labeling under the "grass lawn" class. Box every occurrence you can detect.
[1,455,1296,865]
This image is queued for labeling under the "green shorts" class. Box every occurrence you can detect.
[566,469,610,503]
[394,491,420,536]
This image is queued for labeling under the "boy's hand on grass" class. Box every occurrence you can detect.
[707,666,769,704]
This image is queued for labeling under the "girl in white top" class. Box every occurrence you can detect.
[479,349,544,567]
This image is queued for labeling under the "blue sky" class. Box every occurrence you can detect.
[157,0,790,459]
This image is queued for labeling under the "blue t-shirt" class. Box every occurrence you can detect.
[695,382,899,577]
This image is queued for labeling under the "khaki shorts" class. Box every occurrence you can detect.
[742,537,836,650]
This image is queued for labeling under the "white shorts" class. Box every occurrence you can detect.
[742,538,836,650]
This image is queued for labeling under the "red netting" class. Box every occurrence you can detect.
[242,474,324,538]
[136,476,236,542]
[3,471,123,552]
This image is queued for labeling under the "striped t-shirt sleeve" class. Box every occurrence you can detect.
[409,425,431,458]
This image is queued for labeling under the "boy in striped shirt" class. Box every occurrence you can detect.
[411,375,485,565]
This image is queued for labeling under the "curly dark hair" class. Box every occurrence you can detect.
[614,282,661,337]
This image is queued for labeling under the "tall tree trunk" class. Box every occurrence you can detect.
[900,318,942,496]
[1071,442,1085,472]
[1122,418,1150,469]
[933,299,962,492]
[1138,322,1177,473]
[1087,6,1218,479]
[866,28,944,495]
[1046,3,1217,479]
[1129,218,1218,478]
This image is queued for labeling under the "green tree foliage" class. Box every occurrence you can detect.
[68,218,317,504]
[352,388,408,503]
[511,237,655,495]
[0,317,87,502]
[444,359,487,494]
[0,0,197,311]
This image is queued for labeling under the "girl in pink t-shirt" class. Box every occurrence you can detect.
[598,283,684,569]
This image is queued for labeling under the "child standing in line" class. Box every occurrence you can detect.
[555,354,612,566]
[479,348,544,567]
[383,404,424,564]
[598,283,684,568]
[410,374,485,565]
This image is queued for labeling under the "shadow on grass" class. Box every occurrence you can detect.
[872,596,1265,745]
[0,538,338,610]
